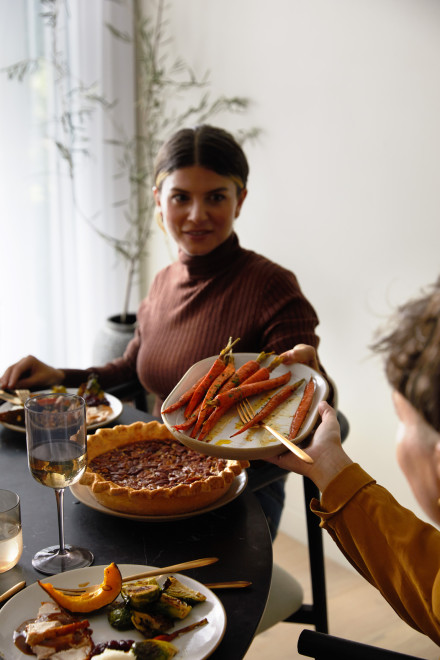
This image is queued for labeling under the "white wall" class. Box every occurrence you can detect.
[144,0,440,565]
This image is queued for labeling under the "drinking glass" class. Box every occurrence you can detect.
[25,393,94,574]
[0,489,23,572]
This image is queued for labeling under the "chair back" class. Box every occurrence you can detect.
[298,630,426,660]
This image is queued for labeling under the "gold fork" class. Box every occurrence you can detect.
[236,399,313,464]
[55,557,219,595]
[0,389,31,406]
[0,390,23,406]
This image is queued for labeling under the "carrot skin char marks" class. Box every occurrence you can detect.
[196,397,237,441]
[190,359,237,437]
[289,378,316,440]
[184,360,225,417]
[212,371,291,409]
[162,375,205,415]
[165,350,271,418]
[218,351,273,394]
[173,401,203,431]
[188,354,258,438]
[197,368,291,442]
[230,378,305,437]
[184,338,240,417]
[238,355,286,386]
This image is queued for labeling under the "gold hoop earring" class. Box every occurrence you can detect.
[155,208,166,234]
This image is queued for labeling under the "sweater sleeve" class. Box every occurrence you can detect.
[310,463,440,644]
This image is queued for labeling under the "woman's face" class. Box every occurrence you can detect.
[392,390,440,525]
[153,166,247,256]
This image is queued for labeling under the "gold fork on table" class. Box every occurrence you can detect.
[55,557,219,595]
[236,398,313,464]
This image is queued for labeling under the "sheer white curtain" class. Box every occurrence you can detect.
[0,0,136,372]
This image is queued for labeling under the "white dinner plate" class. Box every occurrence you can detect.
[161,353,329,460]
[70,471,248,521]
[0,389,123,433]
[0,564,226,660]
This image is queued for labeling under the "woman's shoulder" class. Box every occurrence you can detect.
[240,245,299,284]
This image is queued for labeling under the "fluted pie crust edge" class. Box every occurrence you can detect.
[80,421,249,515]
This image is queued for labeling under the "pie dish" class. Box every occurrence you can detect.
[161,353,329,460]
[80,421,249,515]
[70,471,247,521]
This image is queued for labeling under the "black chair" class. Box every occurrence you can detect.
[297,629,426,660]
[283,410,349,633]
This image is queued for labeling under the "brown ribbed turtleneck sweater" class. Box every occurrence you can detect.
[64,233,321,416]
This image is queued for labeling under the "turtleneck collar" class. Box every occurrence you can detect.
[178,232,243,279]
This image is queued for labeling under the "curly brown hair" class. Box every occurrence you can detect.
[371,278,440,432]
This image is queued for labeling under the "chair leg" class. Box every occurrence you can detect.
[303,476,328,632]
[284,476,328,632]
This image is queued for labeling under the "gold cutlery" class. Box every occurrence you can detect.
[0,580,26,603]
[0,390,23,406]
[237,398,314,464]
[204,580,251,589]
[0,389,30,406]
[56,557,219,595]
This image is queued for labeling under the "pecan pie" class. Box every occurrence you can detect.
[80,421,249,515]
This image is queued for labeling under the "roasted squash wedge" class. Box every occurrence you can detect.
[38,562,122,613]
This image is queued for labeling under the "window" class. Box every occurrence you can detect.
[0,0,136,371]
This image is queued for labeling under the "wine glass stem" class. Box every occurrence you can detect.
[54,488,67,556]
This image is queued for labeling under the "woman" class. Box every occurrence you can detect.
[273,278,440,644]
[1,125,330,538]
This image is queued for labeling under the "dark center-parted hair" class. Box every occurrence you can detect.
[154,125,249,192]
[372,277,440,433]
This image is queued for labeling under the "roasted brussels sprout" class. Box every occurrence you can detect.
[132,639,178,660]
[121,579,161,611]
[131,610,173,637]
[162,576,206,605]
[153,593,192,620]
[107,602,135,630]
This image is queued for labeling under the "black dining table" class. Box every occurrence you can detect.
[0,404,273,659]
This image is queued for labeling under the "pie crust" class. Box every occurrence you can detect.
[80,421,249,515]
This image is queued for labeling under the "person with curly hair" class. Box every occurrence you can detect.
[270,278,440,645]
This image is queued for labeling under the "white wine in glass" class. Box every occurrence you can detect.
[25,393,94,574]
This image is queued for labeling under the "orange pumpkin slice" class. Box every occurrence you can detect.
[38,562,122,613]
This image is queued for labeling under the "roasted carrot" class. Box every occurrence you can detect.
[197,398,237,441]
[163,349,270,416]
[184,337,240,417]
[211,371,292,409]
[230,378,305,437]
[219,351,273,393]
[288,378,316,440]
[162,375,205,415]
[154,617,208,642]
[190,357,237,437]
[197,371,291,441]
[240,354,286,386]
[173,401,203,431]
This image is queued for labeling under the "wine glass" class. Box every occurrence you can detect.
[25,393,94,574]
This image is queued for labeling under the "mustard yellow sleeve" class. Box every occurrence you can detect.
[310,463,440,645]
